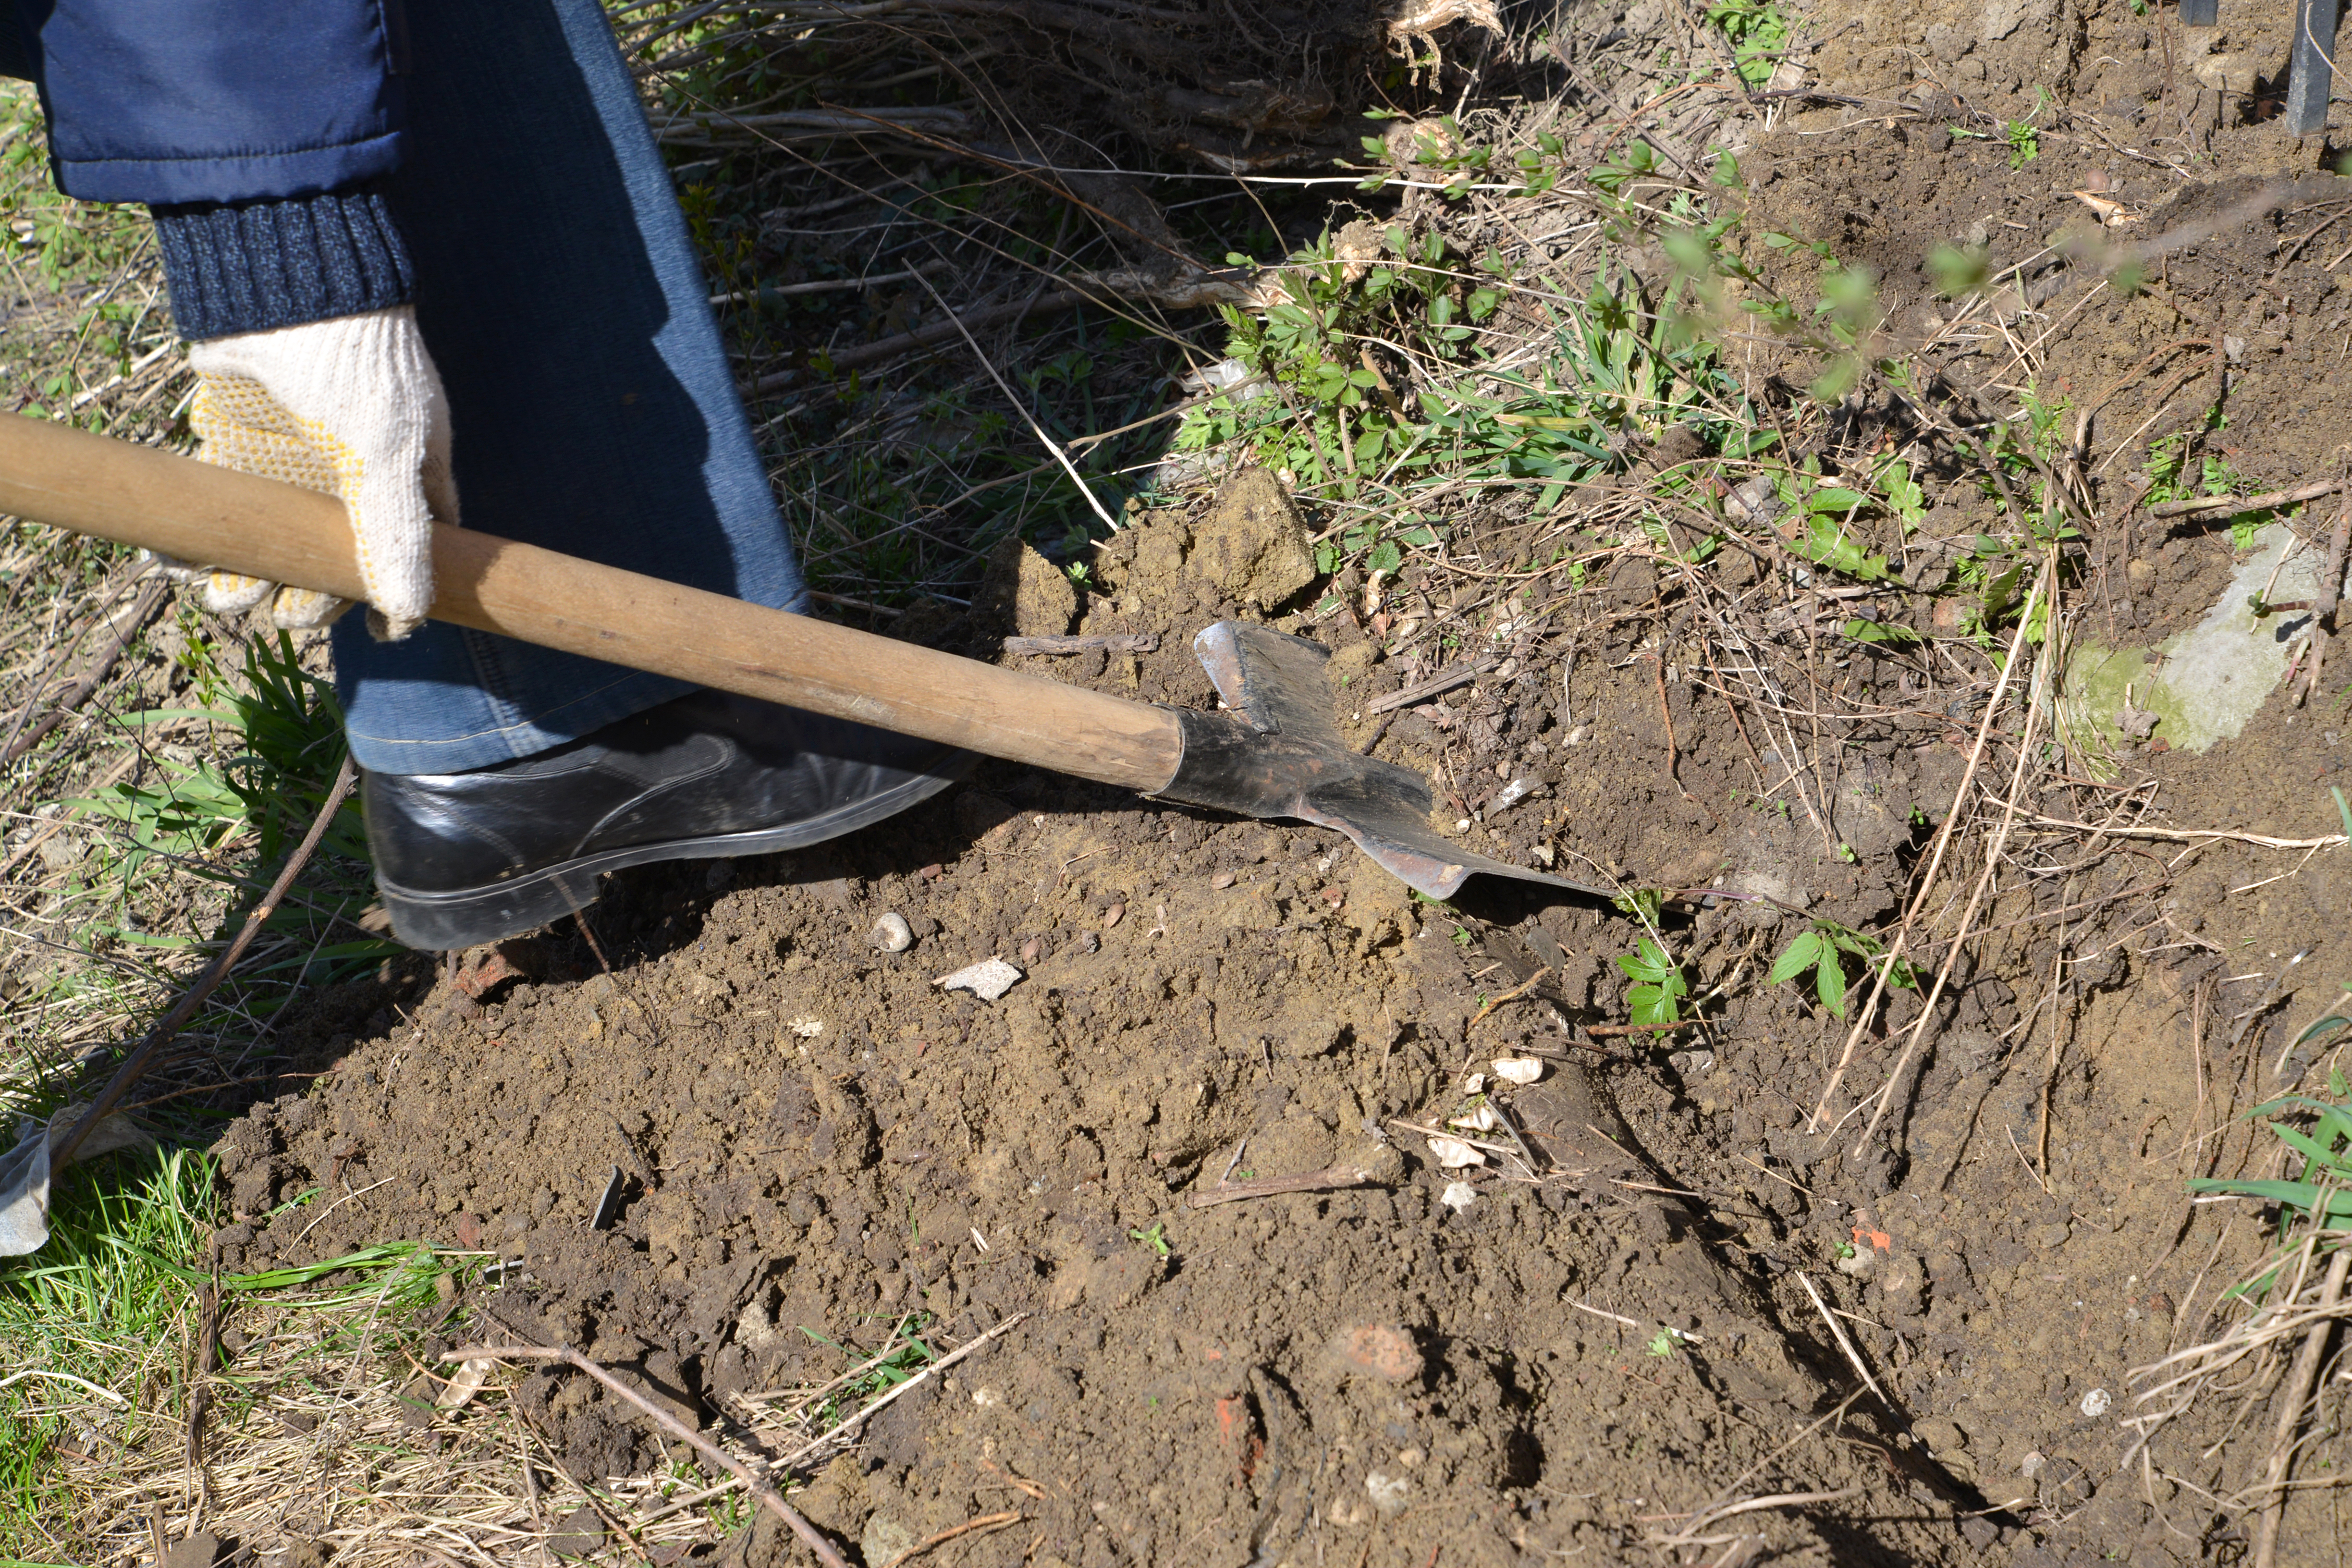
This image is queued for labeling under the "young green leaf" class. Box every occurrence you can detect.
[1768,930,1823,986]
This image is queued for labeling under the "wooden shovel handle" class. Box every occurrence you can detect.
[0,414,1185,791]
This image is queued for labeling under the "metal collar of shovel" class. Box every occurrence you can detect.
[1151,622,1617,903]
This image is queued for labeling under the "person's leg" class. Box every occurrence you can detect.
[337,0,799,773]
[347,0,968,949]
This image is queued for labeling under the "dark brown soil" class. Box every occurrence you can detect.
[201,1,2352,1561]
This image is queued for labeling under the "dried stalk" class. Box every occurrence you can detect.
[1853,581,2057,1155]
[1187,1161,1385,1208]
[773,1312,1028,1468]
[1807,556,2052,1134]
[2148,475,2346,518]
[455,1341,849,1568]
[1,575,167,765]
[2300,476,2350,706]
[51,756,358,1171]
[2252,1244,2352,1568]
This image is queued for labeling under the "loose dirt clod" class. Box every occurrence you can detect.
[1186,467,1316,612]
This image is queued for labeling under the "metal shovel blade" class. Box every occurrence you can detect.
[1151,622,1618,903]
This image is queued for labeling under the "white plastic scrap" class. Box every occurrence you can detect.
[1178,357,1269,403]
[934,958,1024,1001]
[0,1104,152,1256]
[1426,1135,1486,1169]
[1489,777,1540,814]
[1491,1057,1544,1085]
[1439,1180,1478,1214]
[436,1356,495,1412]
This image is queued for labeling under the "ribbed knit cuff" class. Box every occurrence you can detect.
[151,187,414,341]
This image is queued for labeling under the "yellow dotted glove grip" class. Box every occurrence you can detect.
[187,372,359,629]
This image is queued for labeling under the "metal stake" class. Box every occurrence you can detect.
[2288,0,2341,136]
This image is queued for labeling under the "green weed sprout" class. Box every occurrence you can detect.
[1129,1222,1171,1258]
[1770,921,1919,1019]
[1929,243,1992,299]
[1617,937,1689,1027]
[798,1315,940,1423]
[2003,117,2040,168]
[2189,1063,2352,1297]
[1704,0,1792,87]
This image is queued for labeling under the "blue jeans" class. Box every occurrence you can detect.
[333,0,804,774]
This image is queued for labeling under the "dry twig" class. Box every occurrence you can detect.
[453,1341,848,1568]
[878,1511,1024,1568]
[1,575,167,765]
[1807,557,2053,1133]
[2252,1244,2352,1568]
[51,755,358,1171]
[1187,1161,1386,1208]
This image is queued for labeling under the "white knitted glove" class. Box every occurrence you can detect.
[167,305,457,641]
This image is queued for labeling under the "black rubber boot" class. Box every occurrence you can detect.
[362,689,971,949]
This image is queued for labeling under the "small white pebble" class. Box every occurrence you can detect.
[871,912,914,953]
[2080,1387,2112,1418]
[1439,1181,1477,1213]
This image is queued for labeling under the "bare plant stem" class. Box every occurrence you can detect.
[2253,1244,2352,1568]
[456,1341,850,1568]
[1807,557,2051,1134]
[51,755,358,1172]
[1188,1162,1387,1206]
[1854,569,2056,1154]
[2301,474,2350,707]
[2,575,167,765]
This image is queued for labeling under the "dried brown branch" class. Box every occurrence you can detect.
[1002,632,1160,655]
[2301,474,2350,706]
[2148,476,2345,519]
[1807,557,2053,1134]
[1187,1161,1386,1208]
[1854,569,2057,1155]
[50,755,358,1172]
[879,1512,1025,1568]
[1468,965,1549,1028]
[455,1341,849,1568]
[2252,1244,2352,1568]
[1,575,167,765]
[1364,654,1498,714]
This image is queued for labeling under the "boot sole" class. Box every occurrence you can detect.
[376,760,971,950]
